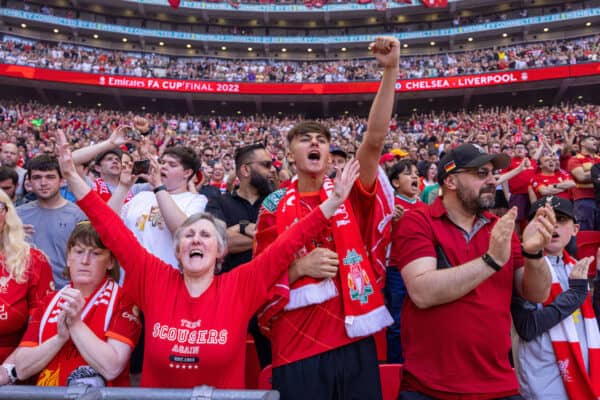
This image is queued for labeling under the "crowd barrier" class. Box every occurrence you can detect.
[0,385,279,400]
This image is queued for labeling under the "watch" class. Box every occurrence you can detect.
[239,220,250,236]
[2,363,17,384]
[482,253,503,272]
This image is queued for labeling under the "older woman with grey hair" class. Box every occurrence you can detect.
[54,129,361,389]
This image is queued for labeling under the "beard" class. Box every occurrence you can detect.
[456,180,496,214]
[250,169,274,197]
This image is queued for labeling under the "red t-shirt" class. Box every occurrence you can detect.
[389,195,426,268]
[567,153,600,200]
[0,249,53,362]
[530,170,573,200]
[20,287,141,386]
[505,157,537,194]
[254,181,377,367]
[393,198,522,399]
[77,190,329,388]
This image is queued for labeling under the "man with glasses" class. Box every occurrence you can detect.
[394,143,555,399]
[206,143,276,368]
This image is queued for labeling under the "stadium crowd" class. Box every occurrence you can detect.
[0,35,598,82]
[0,35,599,400]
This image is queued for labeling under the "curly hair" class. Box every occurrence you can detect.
[0,189,31,284]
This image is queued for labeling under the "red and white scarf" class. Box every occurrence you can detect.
[92,177,133,203]
[263,169,393,338]
[543,252,600,399]
[36,279,121,386]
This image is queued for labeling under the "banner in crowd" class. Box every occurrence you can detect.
[0,63,598,95]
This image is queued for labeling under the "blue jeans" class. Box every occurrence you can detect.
[384,267,407,363]
[574,198,596,231]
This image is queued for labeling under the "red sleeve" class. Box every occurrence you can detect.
[27,249,54,314]
[105,293,142,349]
[392,209,437,271]
[254,206,278,258]
[237,206,329,313]
[77,191,171,311]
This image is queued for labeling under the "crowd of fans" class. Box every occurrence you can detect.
[1,35,600,400]
[0,35,598,82]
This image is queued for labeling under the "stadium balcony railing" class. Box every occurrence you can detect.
[0,385,279,400]
[1,7,598,45]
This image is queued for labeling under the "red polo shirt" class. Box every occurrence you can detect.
[394,197,522,399]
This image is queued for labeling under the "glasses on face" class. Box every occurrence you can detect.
[246,160,273,169]
[456,167,494,179]
[204,153,214,158]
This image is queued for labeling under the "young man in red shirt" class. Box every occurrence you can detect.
[394,143,555,400]
[567,135,600,231]
[529,153,575,201]
[254,37,399,400]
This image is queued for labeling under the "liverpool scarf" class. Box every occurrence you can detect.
[36,279,123,386]
[543,252,600,399]
[92,178,133,203]
[264,170,393,338]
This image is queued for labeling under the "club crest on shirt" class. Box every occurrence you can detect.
[344,249,373,305]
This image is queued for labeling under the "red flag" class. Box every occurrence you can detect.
[313,0,327,7]
[358,0,372,4]
[168,0,180,8]
[304,0,314,7]
[421,0,447,7]
[374,0,387,10]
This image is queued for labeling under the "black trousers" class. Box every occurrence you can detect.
[272,336,382,400]
[399,392,524,400]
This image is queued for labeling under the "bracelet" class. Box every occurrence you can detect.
[153,185,167,194]
[2,364,17,384]
[521,245,543,259]
[481,253,503,272]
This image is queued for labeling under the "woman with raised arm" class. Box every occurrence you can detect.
[52,129,360,389]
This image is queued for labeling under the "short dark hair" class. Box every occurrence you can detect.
[162,146,200,181]
[388,159,416,182]
[65,221,119,282]
[287,121,331,143]
[0,166,18,185]
[234,143,265,173]
[26,154,62,179]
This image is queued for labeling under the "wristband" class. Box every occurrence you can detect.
[482,253,503,272]
[2,364,17,384]
[153,185,167,194]
[521,245,543,259]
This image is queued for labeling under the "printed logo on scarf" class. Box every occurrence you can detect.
[344,249,373,305]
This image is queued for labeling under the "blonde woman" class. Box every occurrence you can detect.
[0,189,54,385]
